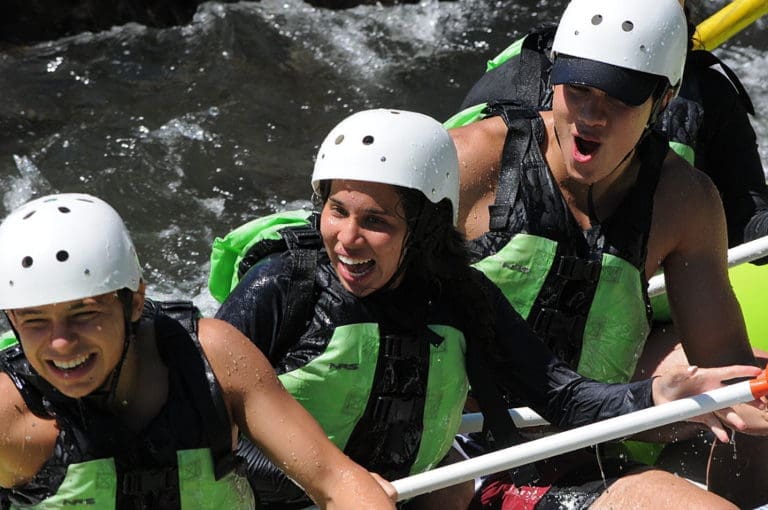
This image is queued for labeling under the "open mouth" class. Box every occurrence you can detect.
[338,254,375,278]
[575,136,600,156]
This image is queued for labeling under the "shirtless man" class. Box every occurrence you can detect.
[451,0,768,506]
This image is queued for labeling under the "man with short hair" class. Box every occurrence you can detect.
[452,0,768,506]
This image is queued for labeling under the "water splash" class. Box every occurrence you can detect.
[2,155,55,213]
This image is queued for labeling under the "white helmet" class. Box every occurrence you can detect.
[312,109,460,225]
[0,193,142,310]
[551,0,687,104]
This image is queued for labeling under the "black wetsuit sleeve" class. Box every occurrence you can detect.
[484,280,654,428]
[694,66,768,260]
[214,253,292,363]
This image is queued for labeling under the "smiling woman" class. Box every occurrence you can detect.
[320,181,409,297]
[0,193,395,510]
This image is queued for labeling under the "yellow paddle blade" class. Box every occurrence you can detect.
[693,0,768,51]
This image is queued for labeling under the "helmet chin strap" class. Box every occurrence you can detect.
[95,293,137,408]
[100,326,133,408]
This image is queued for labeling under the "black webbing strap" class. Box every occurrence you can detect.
[154,302,236,480]
[271,223,322,366]
[465,347,526,450]
[486,105,541,232]
[689,50,754,115]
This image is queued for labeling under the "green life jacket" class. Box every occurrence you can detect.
[209,209,316,303]
[0,330,16,349]
[4,450,254,510]
[279,322,468,475]
[474,234,650,383]
[209,209,322,365]
[443,23,556,130]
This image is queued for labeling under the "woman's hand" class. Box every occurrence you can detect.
[651,364,765,442]
[370,472,398,503]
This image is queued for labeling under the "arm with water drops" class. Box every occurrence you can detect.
[0,373,59,490]
[198,318,396,510]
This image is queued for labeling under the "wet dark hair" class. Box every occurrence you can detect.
[395,187,466,282]
[389,186,499,357]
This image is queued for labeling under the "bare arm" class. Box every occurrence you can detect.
[0,374,58,489]
[198,318,395,510]
[449,116,507,239]
[651,158,754,368]
[649,157,767,433]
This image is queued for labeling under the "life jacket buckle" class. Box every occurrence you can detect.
[533,308,587,360]
[122,467,178,495]
[488,204,514,231]
[371,395,422,423]
[554,256,601,282]
[281,224,322,250]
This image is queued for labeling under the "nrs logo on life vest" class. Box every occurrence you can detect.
[61,498,96,505]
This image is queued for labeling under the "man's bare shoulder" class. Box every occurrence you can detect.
[648,151,727,274]
[450,116,510,236]
[449,116,507,155]
[656,151,721,216]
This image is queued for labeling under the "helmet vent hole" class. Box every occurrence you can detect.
[622,21,634,32]
[362,135,374,145]
[22,211,36,220]
[56,250,69,262]
[58,206,71,214]
[21,256,33,268]
[591,14,602,25]
[334,135,344,145]
[380,156,387,162]
[8,281,13,287]
[84,269,91,276]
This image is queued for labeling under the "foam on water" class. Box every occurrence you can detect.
[0,0,765,313]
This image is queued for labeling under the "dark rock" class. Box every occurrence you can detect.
[0,0,238,45]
